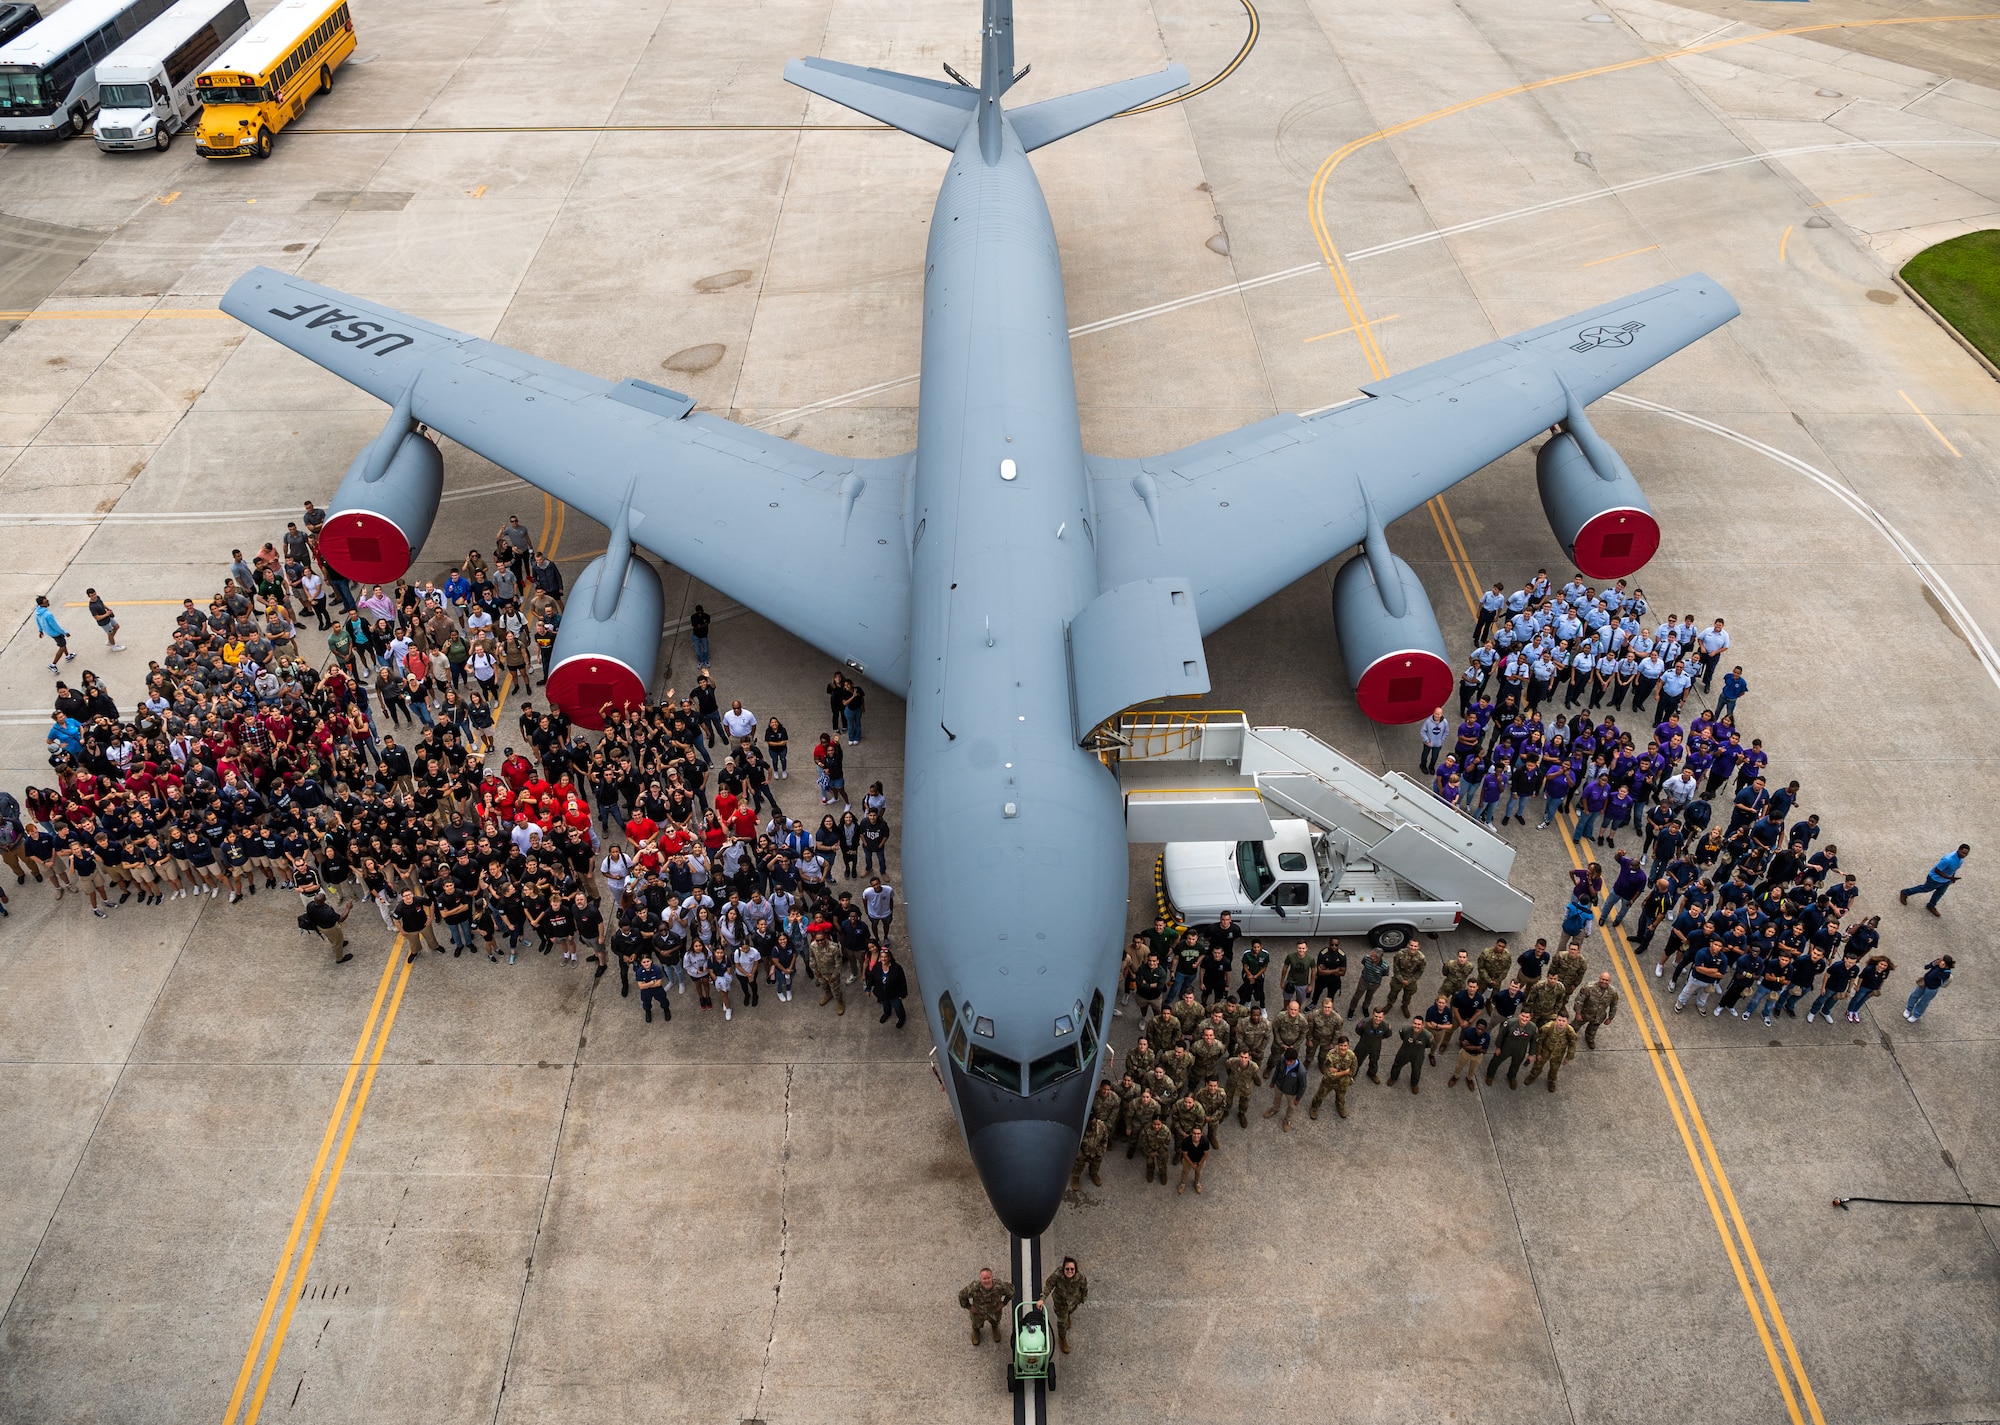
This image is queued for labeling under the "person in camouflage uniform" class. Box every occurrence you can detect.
[1437,949,1475,1001]
[1141,1064,1173,1107]
[1195,1075,1229,1147]
[1126,1035,1158,1083]
[1169,1092,1207,1159]
[1550,941,1590,997]
[1224,1049,1258,1127]
[1309,1035,1357,1119]
[1525,974,1569,1026]
[1232,1006,1272,1079]
[1159,1040,1196,1098]
[959,1267,1013,1344]
[1137,1114,1174,1183]
[1523,1012,1578,1091]
[1041,1256,1089,1353]
[1111,1073,1142,1141]
[1485,1010,1537,1088]
[1386,943,1428,1017]
[1171,990,1206,1038]
[1122,1089,1160,1156]
[1218,993,1248,1039]
[1476,938,1513,998]
[1572,970,1620,1049]
[1267,999,1309,1071]
[810,935,845,1012]
[1070,1114,1110,1188]
[1304,998,1344,1059]
[1148,1004,1182,1051]
[1090,1078,1122,1127]
[1190,1026,1228,1087]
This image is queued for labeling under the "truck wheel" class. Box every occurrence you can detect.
[156,124,171,150]
[1370,924,1414,951]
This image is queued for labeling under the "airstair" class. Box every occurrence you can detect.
[1103,712,1533,933]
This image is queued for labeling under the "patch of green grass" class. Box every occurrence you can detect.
[1901,229,2000,369]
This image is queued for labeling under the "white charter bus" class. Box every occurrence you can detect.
[92,0,248,150]
[0,0,174,141]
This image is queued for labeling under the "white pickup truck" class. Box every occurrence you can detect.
[1160,817,1462,950]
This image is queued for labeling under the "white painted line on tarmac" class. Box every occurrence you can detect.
[1605,391,2000,691]
[747,139,1997,430]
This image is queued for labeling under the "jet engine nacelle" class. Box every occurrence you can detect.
[318,428,443,585]
[543,548,664,731]
[1536,429,1660,581]
[1332,550,1455,725]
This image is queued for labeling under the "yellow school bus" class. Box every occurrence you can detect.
[193,0,351,159]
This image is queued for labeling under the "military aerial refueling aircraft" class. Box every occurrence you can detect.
[222,0,1737,1237]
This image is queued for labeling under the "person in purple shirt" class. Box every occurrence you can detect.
[1601,784,1636,848]
[1438,773,1463,813]
[1601,851,1650,928]
[1573,774,1612,843]
[1537,763,1576,829]
[1475,768,1505,825]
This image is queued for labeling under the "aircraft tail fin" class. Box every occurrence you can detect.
[1008,65,1190,151]
[786,0,1187,159]
[783,57,977,150]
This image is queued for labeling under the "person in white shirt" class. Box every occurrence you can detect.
[722,700,758,742]
[862,876,895,946]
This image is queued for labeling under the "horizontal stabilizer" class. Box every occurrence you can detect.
[784,57,976,149]
[1009,64,1189,151]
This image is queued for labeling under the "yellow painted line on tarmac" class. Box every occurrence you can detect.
[239,946,416,1425]
[1122,0,1259,115]
[1304,313,1400,343]
[1899,389,1963,457]
[1303,12,2000,374]
[157,191,180,204]
[537,492,554,552]
[1779,224,1793,262]
[1550,817,1821,1425]
[548,500,567,558]
[220,937,403,1425]
[466,184,487,198]
[0,309,228,320]
[1583,243,1660,267]
[1423,488,1826,1424]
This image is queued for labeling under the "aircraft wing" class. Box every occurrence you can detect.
[1087,275,1738,633]
[220,268,913,694]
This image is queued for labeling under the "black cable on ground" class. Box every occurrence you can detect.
[1832,1196,2000,1211]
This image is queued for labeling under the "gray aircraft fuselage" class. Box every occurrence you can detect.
[902,117,1125,1235]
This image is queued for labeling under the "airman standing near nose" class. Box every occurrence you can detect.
[960,1269,1013,1345]
[1309,1036,1357,1120]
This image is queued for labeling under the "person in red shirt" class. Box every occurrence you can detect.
[728,804,757,839]
[500,749,533,790]
[625,812,658,844]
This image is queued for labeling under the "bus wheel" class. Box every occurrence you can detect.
[319,64,332,94]
[255,126,273,159]
[68,106,87,138]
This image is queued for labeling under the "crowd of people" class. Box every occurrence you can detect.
[1,507,924,1036]
[1059,565,1963,1201]
[3,534,1966,1219]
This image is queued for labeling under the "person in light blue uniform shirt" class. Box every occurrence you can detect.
[1697,618,1731,691]
[1475,584,1505,642]
[1899,845,1969,915]
[1656,661,1692,720]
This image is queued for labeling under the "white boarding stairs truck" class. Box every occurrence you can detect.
[1105,713,1533,948]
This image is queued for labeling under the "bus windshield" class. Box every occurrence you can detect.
[199,82,262,103]
[0,69,50,111]
[99,82,156,107]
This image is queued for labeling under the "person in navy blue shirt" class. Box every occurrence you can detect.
[1899,844,1970,915]
[1903,956,1955,1021]
[1716,665,1748,721]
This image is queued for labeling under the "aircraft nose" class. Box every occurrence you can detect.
[966,1119,1076,1237]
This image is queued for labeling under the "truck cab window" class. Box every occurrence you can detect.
[1235,839,1274,900]
[1267,881,1310,909]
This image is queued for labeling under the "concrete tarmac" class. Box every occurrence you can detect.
[1,0,1997,1421]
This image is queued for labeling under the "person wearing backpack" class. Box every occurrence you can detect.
[300,891,354,963]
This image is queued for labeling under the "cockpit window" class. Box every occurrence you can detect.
[967,1044,1022,1092]
[937,993,957,1036]
[1028,1043,1081,1092]
[1235,839,1274,899]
